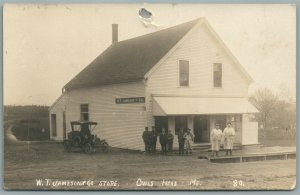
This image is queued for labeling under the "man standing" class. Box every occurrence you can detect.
[210,124,222,157]
[167,130,174,153]
[223,122,235,156]
[150,126,157,154]
[159,128,168,155]
[142,127,150,153]
[178,128,185,155]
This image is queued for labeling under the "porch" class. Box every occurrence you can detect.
[152,96,259,146]
[154,114,245,147]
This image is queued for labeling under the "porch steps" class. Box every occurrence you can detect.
[193,143,242,152]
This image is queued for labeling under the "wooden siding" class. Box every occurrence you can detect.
[146,22,250,127]
[242,114,258,145]
[50,82,146,150]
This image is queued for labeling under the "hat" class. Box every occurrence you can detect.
[145,127,148,130]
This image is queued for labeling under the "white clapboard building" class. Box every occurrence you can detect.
[49,18,259,150]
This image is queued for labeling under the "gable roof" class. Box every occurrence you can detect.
[64,17,254,91]
[64,18,201,91]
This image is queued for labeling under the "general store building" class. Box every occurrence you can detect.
[49,18,258,150]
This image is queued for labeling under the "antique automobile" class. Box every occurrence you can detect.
[63,121,109,153]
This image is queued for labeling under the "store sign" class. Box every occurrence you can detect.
[115,97,145,104]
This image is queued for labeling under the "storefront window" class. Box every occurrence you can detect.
[215,115,226,130]
[175,116,187,134]
[154,116,168,134]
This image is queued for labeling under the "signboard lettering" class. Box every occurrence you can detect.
[115,97,145,104]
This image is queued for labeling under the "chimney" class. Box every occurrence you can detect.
[112,24,118,44]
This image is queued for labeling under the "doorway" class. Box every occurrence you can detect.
[193,115,209,143]
[154,116,168,134]
[175,116,187,135]
[51,114,57,136]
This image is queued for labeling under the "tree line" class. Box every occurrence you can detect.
[249,87,296,130]
[4,105,49,119]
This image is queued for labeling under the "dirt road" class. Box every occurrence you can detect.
[3,142,296,190]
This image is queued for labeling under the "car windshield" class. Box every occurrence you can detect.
[71,121,97,131]
[72,125,81,131]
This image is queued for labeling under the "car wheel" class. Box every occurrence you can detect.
[101,144,109,153]
[84,143,92,154]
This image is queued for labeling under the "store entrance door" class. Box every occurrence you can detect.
[175,116,187,134]
[193,115,209,143]
[154,116,168,134]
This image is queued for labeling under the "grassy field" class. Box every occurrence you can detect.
[258,127,296,147]
[3,141,296,190]
[3,107,296,190]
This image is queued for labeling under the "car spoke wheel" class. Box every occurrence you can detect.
[84,143,92,154]
[101,144,109,153]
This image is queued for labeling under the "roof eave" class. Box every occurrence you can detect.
[64,78,145,91]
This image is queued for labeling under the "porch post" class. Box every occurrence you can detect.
[187,115,194,130]
[168,116,177,148]
[168,116,175,132]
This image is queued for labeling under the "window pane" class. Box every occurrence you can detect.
[180,74,189,86]
[81,113,89,121]
[213,63,222,87]
[214,63,222,72]
[80,104,89,112]
[80,104,89,121]
[179,60,189,73]
[179,60,189,86]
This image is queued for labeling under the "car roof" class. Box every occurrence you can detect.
[70,121,98,125]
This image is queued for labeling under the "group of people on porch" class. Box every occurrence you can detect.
[142,126,194,155]
[142,121,235,156]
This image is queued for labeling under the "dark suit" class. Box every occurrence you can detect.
[159,133,168,154]
[167,133,174,152]
[142,130,150,153]
[150,131,157,154]
[178,131,185,155]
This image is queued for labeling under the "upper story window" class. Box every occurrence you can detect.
[179,60,189,87]
[80,104,89,121]
[213,63,222,88]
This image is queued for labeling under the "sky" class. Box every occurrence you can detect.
[3,4,296,105]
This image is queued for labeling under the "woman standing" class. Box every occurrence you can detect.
[210,124,222,157]
[223,122,235,156]
[184,128,194,155]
